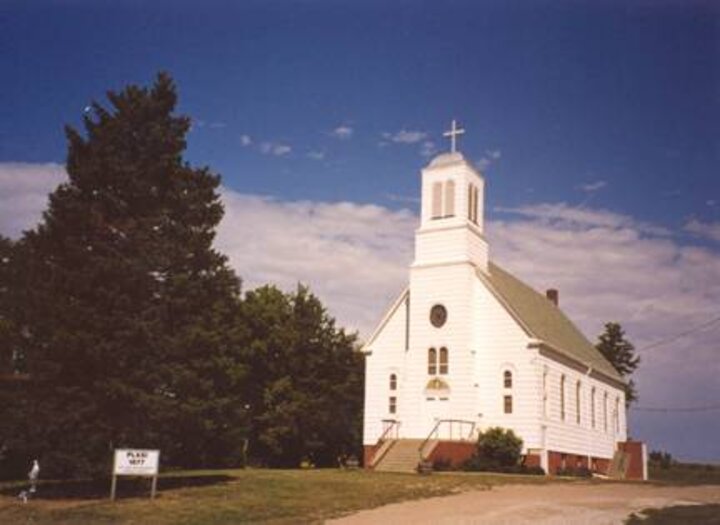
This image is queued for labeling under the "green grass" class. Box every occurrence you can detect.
[626,504,720,524]
[649,462,720,486]
[0,468,556,524]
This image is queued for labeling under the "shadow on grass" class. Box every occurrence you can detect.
[0,474,236,500]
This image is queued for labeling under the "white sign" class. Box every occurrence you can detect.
[113,449,160,477]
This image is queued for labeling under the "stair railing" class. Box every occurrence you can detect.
[369,419,401,468]
[378,419,400,443]
[418,419,476,461]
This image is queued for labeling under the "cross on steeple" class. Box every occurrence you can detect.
[443,119,465,153]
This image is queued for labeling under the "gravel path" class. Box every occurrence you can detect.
[327,483,720,525]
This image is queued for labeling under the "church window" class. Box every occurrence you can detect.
[389,396,397,414]
[467,184,474,221]
[389,374,397,391]
[591,388,596,429]
[504,395,513,414]
[431,182,443,218]
[560,375,566,421]
[439,347,448,374]
[472,185,479,223]
[428,348,437,375]
[504,370,513,388]
[603,392,608,432]
[444,180,456,217]
[576,381,582,424]
[614,397,620,433]
[542,369,548,418]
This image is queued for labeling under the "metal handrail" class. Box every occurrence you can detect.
[418,419,476,460]
[378,419,400,444]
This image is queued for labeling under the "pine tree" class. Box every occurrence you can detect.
[10,74,248,478]
[596,322,640,407]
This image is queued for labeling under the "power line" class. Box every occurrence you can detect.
[639,315,720,352]
[631,403,720,413]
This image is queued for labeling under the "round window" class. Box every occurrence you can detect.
[430,304,447,328]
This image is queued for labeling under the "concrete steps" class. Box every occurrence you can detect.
[374,439,425,473]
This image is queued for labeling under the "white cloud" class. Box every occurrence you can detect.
[495,202,672,237]
[578,180,607,193]
[684,219,720,243]
[307,150,326,161]
[3,162,720,459]
[330,125,353,139]
[382,129,427,144]
[240,134,253,146]
[476,149,502,170]
[259,142,291,156]
[0,162,67,238]
[420,141,437,157]
[216,190,415,335]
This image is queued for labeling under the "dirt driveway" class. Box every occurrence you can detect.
[327,483,720,524]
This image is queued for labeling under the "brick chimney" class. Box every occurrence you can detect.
[546,289,559,306]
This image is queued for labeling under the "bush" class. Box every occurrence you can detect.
[432,457,453,471]
[462,427,524,472]
[556,466,592,478]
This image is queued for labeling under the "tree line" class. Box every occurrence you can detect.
[0,74,363,479]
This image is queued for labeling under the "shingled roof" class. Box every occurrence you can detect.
[481,262,623,383]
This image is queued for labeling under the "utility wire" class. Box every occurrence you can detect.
[631,403,720,413]
[638,314,720,352]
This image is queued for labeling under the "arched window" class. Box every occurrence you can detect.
[576,381,582,424]
[431,182,442,218]
[614,397,620,433]
[439,347,448,374]
[503,370,513,389]
[603,392,608,432]
[473,186,480,223]
[389,374,397,391]
[444,180,455,217]
[428,348,437,375]
[467,183,474,221]
[591,388,596,429]
[560,375,566,421]
[542,369,548,417]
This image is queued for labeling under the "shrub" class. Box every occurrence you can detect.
[432,457,453,471]
[462,427,524,472]
[556,466,592,478]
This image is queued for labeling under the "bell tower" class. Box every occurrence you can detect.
[413,121,488,273]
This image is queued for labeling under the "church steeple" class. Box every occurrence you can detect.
[413,122,488,272]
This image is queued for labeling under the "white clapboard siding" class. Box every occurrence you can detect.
[471,276,540,451]
[362,290,408,445]
[363,151,628,462]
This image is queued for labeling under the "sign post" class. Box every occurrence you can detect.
[110,449,160,501]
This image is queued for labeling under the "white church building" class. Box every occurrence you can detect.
[362,123,646,478]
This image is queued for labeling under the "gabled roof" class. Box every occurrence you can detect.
[481,262,623,383]
[361,287,408,353]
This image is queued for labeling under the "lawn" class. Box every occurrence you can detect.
[0,468,554,524]
[626,504,720,524]
[648,463,720,486]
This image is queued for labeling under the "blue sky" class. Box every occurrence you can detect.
[1,0,719,461]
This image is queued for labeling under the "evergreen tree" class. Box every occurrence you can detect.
[8,74,248,478]
[241,285,364,467]
[596,322,640,407]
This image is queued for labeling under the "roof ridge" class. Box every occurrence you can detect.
[484,261,623,382]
